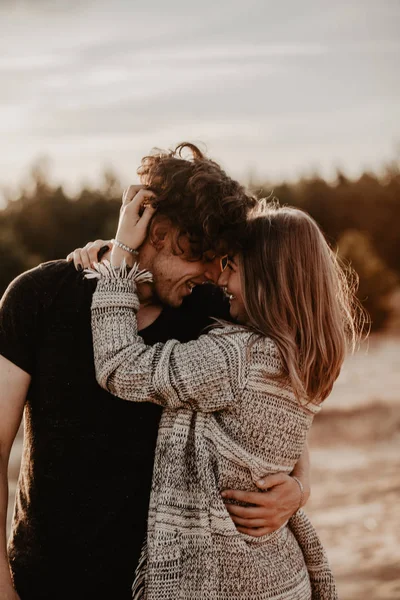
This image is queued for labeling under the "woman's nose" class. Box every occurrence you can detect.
[217,268,229,287]
[204,256,226,284]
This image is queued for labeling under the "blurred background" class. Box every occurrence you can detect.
[2,1,400,598]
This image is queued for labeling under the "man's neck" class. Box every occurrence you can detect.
[136,302,163,331]
[135,282,163,331]
[103,248,163,330]
[135,281,155,308]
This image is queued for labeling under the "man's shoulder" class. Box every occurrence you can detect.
[1,260,82,308]
[22,259,75,282]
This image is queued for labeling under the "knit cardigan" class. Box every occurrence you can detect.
[88,262,338,600]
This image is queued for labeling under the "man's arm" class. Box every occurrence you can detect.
[221,443,311,537]
[0,355,30,600]
[291,441,311,504]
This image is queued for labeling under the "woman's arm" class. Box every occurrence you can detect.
[90,263,246,412]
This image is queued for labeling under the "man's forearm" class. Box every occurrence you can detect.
[0,455,14,587]
[291,442,311,506]
[0,356,30,599]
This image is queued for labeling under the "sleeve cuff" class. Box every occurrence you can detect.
[85,259,153,311]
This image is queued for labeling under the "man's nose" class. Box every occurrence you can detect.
[204,258,224,284]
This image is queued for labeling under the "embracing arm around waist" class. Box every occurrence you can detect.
[90,269,247,412]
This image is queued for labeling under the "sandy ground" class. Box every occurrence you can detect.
[7,333,400,599]
[303,333,400,600]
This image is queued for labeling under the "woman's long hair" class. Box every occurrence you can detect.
[240,203,366,405]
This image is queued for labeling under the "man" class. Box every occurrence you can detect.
[0,143,310,600]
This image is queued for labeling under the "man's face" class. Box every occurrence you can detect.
[149,230,225,308]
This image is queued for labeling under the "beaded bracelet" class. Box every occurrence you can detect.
[111,238,139,256]
[292,476,305,511]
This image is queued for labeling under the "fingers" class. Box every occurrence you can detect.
[66,240,112,270]
[85,240,112,265]
[223,503,266,519]
[265,476,302,509]
[79,246,91,269]
[255,473,288,490]
[112,188,158,261]
[221,489,272,507]
[137,203,157,229]
[121,184,148,207]
[115,189,157,247]
[226,502,286,533]
[228,515,268,528]
[125,188,157,218]
[66,248,84,271]
[236,526,274,537]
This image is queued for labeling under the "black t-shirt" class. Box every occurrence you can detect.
[0,260,230,600]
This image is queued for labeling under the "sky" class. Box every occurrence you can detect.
[0,0,399,200]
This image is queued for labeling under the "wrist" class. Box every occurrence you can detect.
[114,225,140,250]
[302,480,311,506]
[110,247,135,268]
[296,475,310,504]
[292,475,310,509]
[112,236,139,253]
[301,485,310,507]
[291,464,310,507]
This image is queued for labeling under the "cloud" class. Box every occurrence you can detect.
[0,0,398,190]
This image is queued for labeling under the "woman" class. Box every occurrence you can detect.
[83,190,363,599]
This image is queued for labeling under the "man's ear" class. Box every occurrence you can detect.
[149,216,171,250]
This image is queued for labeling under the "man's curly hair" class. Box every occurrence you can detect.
[137,142,258,259]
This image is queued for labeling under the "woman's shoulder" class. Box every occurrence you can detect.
[252,334,281,356]
[248,335,283,373]
[207,323,252,342]
[204,325,254,360]
[207,327,281,367]
[208,324,277,345]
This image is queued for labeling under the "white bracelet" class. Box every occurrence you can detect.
[292,476,304,511]
[111,238,139,256]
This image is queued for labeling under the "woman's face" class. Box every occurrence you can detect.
[218,255,248,323]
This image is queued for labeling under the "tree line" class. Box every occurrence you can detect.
[1,161,399,331]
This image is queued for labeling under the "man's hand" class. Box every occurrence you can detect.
[222,473,309,537]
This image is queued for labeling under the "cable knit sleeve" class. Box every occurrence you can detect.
[88,261,247,412]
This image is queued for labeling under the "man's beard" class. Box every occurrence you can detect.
[149,279,178,308]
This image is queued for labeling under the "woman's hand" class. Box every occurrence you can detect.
[111,185,157,267]
[66,240,112,271]
[65,186,157,271]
